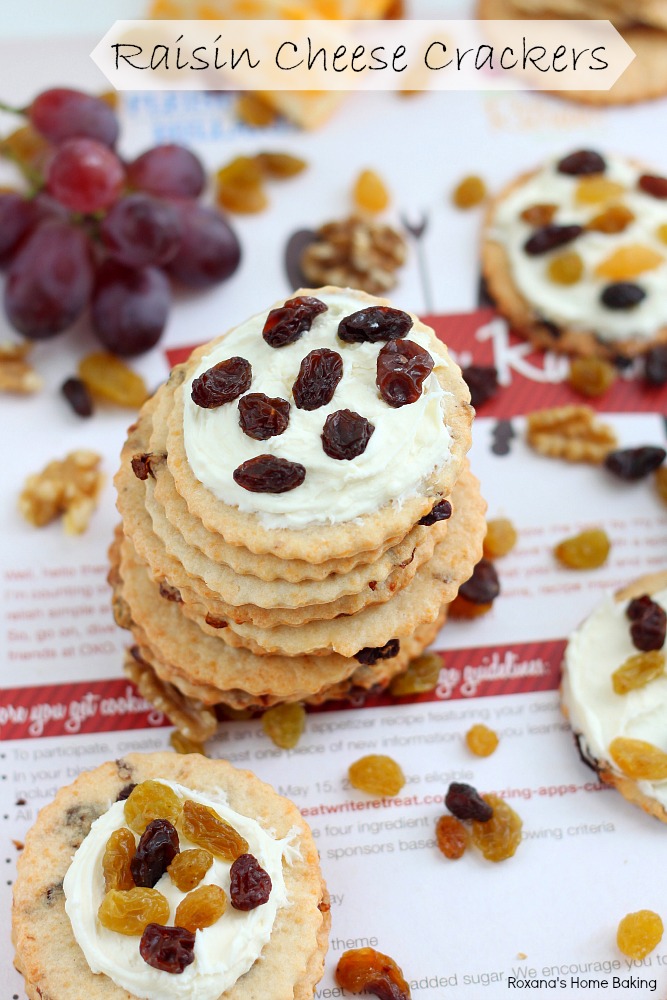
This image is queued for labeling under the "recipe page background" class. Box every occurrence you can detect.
[2,10,667,1000]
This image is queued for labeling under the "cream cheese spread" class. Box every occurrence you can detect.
[182,290,453,529]
[63,780,296,1000]
[492,155,667,343]
[562,588,667,807]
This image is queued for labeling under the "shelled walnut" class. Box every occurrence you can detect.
[301,216,407,294]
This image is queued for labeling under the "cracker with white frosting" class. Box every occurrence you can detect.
[483,150,667,357]
[13,753,330,1000]
[561,571,667,823]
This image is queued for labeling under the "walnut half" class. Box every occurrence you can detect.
[301,216,407,295]
[526,405,618,464]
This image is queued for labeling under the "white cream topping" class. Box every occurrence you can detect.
[63,780,295,1000]
[492,155,667,343]
[562,589,667,807]
[182,290,453,529]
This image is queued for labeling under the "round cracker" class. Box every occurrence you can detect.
[12,753,330,1000]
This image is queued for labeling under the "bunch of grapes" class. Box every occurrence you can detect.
[0,88,241,355]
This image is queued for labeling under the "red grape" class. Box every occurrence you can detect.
[166,203,241,288]
[0,193,37,267]
[91,259,170,355]
[29,88,119,147]
[100,194,181,268]
[127,144,205,199]
[47,138,124,213]
[4,220,93,339]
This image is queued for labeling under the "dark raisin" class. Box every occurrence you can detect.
[233,454,306,493]
[238,393,290,440]
[523,224,583,256]
[629,600,667,652]
[462,365,499,408]
[44,882,64,906]
[116,783,137,802]
[459,559,500,604]
[61,376,93,417]
[627,595,656,621]
[445,782,493,822]
[139,923,195,974]
[355,639,400,665]
[337,306,413,344]
[130,818,180,888]
[644,346,667,386]
[293,348,343,410]
[205,613,228,628]
[131,453,158,480]
[639,174,667,199]
[159,582,182,602]
[600,283,646,310]
[229,853,272,910]
[376,339,434,408]
[538,318,562,340]
[191,357,251,408]
[322,409,374,460]
[557,150,606,175]
[419,500,452,526]
[604,446,666,481]
[262,295,327,348]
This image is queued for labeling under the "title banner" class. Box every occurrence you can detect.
[90,19,634,92]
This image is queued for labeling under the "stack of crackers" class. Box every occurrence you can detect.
[478,0,667,104]
[111,287,486,741]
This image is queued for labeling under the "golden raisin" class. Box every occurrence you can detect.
[612,650,665,695]
[169,730,207,756]
[174,884,227,932]
[520,203,557,226]
[483,518,518,559]
[235,92,277,127]
[656,465,667,504]
[181,799,248,861]
[554,528,610,570]
[255,152,307,178]
[389,653,441,696]
[261,703,306,750]
[471,794,522,862]
[547,251,583,285]
[435,815,470,860]
[124,780,182,835]
[452,175,486,209]
[79,353,148,408]
[617,910,664,960]
[168,848,213,892]
[466,723,499,757]
[353,169,390,214]
[336,947,411,998]
[102,828,136,891]
[568,357,617,398]
[98,887,169,935]
[609,737,667,780]
[595,244,663,280]
[448,594,493,619]
[216,156,268,214]
[575,177,625,204]
[348,755,405,797]
[0,125,51,181]
[587,204,634,234]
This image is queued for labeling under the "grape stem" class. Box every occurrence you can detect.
[0,100,26,116]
